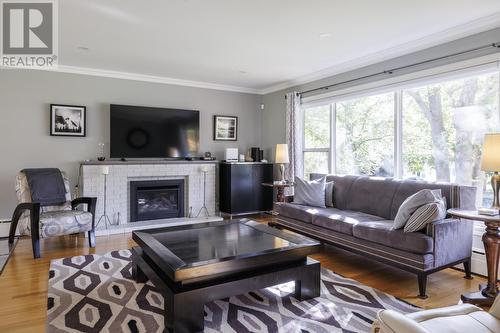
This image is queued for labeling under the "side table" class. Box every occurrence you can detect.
[448,208,500,306]
[261,182,295,203]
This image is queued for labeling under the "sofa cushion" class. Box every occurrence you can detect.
[393,189,442,229]
[404,198,446,233]
[390,180,476,219]
[353,220,434,254]
[345,177,400,220]
[274,203,323,224]
[312,209,384,235]
[293,176,326,208]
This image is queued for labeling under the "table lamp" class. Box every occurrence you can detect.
[275,144,289,183]
[482,133,500,209]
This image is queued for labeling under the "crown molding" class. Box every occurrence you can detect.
[29,65,262,94]
[259,12,500,95]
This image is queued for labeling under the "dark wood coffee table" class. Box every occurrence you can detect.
[132,219,321,333]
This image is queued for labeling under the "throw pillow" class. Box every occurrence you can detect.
[325,181,335,207]
[404,197,447,233]
[392,189,442,230]
[293,176,326,208]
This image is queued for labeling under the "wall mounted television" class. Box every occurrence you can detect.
[110,104,199,158]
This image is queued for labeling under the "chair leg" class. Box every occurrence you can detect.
[417,273,428,299]
[88,229,96,248]
[30,207,41,259]
[463,259,473,280]
[31,235,41,259]
[8,216,19,244]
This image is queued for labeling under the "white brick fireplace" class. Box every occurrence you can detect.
[80,161,218,231]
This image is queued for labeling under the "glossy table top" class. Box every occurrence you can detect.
[447,208,500,223]
[151,222,291,265]
[132,219,320,282]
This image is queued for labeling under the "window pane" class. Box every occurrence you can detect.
[402,72,500,207]
[304,151,329,179]
[304,105,330,149]
[336,92,395,176]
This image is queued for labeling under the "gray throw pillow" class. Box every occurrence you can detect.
[325,181,334,207]
[404,197,447,233]
[293,176,326,208]
[393,189,442,230]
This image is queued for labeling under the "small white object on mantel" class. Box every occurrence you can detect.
[101,166,110,175]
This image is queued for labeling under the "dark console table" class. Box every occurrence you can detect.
[132,219,321,333]
[219,162,273,217]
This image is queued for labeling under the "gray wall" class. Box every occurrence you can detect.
[0,70,262,219]
[261,27,500,160]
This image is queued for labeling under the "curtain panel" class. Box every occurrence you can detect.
[285,92,303,186]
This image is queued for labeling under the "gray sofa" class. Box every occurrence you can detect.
[271,174,476,298]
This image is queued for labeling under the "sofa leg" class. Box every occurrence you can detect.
[463,259,473,280]
[417,273,428,299]
[88,230,96,248]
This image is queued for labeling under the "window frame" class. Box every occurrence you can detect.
[302,103,335,176]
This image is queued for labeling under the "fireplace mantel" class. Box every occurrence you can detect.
[80,162,217,230]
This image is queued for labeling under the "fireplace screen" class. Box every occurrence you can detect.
[130,180,184,222]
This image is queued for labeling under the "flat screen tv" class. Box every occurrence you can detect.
[110,104,199,158]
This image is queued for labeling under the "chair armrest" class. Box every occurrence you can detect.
[9,202,40,243]
[427,217,473,267]
[372,310,430,333]
[71,197,97,214]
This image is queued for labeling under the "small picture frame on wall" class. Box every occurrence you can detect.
[50,104,86,137]
[213,115,238,141]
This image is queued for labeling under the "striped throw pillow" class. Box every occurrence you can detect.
[404,198,446,233]
[325,181,334,207]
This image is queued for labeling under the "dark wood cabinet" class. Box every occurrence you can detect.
[219,163,273,216]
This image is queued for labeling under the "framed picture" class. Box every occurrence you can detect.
[50,104,86,137]
[213,115,238,141]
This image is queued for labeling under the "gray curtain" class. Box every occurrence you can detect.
[285,92,303,186]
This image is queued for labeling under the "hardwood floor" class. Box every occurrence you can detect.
[0,214,486,333]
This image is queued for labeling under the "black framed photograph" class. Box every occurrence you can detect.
[213,115,237,141]
[50,104,86,137]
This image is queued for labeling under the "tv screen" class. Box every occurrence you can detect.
[110,104,199,158]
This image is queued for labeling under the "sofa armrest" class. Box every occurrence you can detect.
[427,217,473,267]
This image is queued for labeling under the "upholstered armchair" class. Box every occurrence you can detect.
[372,295,500,333]
[8,170,97,258]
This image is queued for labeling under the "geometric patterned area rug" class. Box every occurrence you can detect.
[47,250,419,333]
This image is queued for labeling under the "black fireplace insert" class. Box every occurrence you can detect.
[130,179,184,222]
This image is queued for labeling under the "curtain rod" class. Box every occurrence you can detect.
[296,42,500,97]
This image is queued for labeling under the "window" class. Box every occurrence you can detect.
[402,72,500,206]
[303,105,331,178]
[336,92,395,176]
[302,68,500,207]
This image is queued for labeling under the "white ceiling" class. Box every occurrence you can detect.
[57,0,500,94]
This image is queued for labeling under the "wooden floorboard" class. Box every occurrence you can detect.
[0,214,487,333]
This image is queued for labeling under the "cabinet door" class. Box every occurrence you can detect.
[253,164,274,211]
[230,165,254,213]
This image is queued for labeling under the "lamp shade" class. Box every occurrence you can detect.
[275,144,289,164]
[482,133,500,171]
